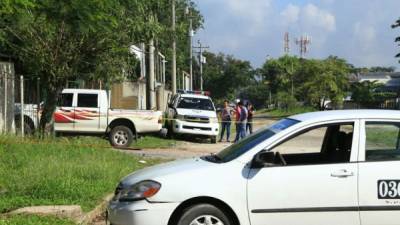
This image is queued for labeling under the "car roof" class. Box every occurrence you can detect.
[290,109,400,122]
[179,94,210,99]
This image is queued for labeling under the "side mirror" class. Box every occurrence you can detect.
[251,151,276,168]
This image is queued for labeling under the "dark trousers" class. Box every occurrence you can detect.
[246,120,253,134]
[234,122,246,142]
[220,121,231,141]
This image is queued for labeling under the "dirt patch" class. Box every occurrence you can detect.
[119,118,277,159]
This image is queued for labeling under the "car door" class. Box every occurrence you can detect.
[54,92,75,131]
[73,93,101,132]
[358,120,400,225]
[247,121,360,225]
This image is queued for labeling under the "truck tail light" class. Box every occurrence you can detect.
[158,115,163,124]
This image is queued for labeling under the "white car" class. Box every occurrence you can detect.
[108,110,400,225]
[165,91,219,143]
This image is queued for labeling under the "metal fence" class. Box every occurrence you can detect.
[1,67,42,136]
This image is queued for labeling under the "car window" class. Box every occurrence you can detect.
[177,97,215,111]
[273,127,327,154]
[214,118,300,162]
[271,123,354,166]
[77,94,98,108]
[59,93,73,107]
[365,122,400,161]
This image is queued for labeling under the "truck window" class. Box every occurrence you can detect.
[59,93,73,107]
[77,94,98,108]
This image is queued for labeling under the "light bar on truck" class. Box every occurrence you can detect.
[177,89,211,96]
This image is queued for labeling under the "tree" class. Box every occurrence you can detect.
[351,81,383,108]
[0,0,203,132]
[298,56,350,110]
[202,52,255,102]
[259,55,300,96]
[392,18,400,63]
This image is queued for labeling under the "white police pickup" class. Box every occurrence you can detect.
[108,110,400,225]
[165,91,219,143]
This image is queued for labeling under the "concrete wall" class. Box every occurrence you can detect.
[110,81,147,110]
[0,62,15,133]
[111,80,171,112]
[156,85,172,112]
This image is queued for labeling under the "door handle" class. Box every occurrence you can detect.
[331,169,354,178]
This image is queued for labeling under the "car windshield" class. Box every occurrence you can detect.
[210,118,300,163]
[177,97,215,111]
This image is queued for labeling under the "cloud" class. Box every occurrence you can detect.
[281,4,300,25]
[280,3,336,32]
[353,22,377,49]
[302,4,336,32]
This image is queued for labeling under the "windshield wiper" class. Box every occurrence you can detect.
[202,154,223,163]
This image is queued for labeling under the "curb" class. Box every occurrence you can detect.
[78,193,114,225]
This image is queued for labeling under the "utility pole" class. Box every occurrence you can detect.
[185,4,194,90]
[171,0,177,94]
[193,40,209,91]
[148,39,156,110]
[189,15,194,91]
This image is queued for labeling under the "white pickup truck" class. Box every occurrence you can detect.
[15,89,164,147]
[165,91,219,143]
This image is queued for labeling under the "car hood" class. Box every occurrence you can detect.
[176,108,217,118]
[119,157,214,187]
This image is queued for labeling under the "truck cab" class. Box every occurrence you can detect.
[166,91,219,143]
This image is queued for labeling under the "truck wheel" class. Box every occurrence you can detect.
[15,117,34,136]
[211,136,217,144]
[109,126,134,148]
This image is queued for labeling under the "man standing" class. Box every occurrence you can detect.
[219,100,232,142]
[246,103,254,134]
[234,101,247,142]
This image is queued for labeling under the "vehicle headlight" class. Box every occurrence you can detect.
[210,117,219,123]
[117,180,161,202]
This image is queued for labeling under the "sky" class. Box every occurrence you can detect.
[194,0,400,70]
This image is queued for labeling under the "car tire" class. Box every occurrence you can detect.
[211,136,217,144]
[177,204,232,225]
[109,125,134,148]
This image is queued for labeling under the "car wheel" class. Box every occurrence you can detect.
[109,125,134,148]
[177,204,232,225]
[211,136,217,144]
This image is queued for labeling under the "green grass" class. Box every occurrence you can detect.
[0,135,162,214]
[47,135,180,150]
[366,127,399,149]
[0,215,74,225]
[257,106,316,117]
[132,136,179,149]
